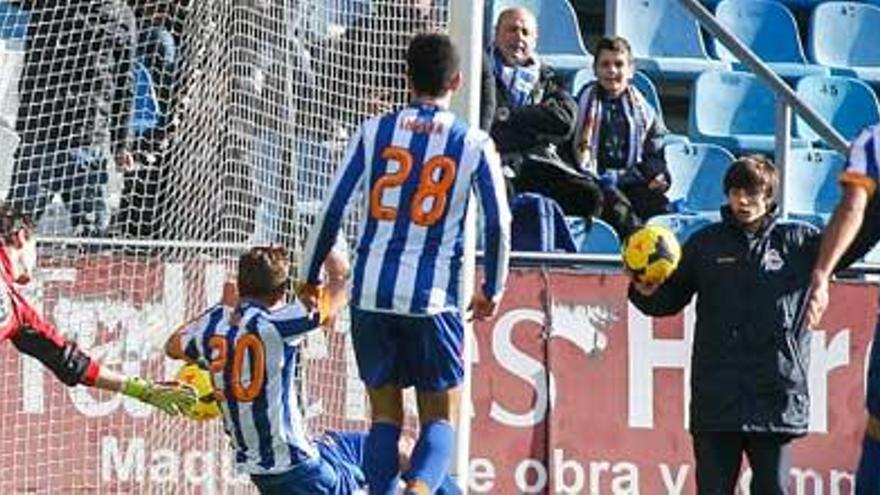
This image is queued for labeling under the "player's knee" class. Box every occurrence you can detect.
[416,387,461,424]
[368,385,404,425]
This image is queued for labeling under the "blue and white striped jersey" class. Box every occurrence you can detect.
[842,124,880,197]
[179,301,321,475]
[301,102,511,315]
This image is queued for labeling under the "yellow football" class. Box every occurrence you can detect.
[622,225,682,285]
[175,363,222,421]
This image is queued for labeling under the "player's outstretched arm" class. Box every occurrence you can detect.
[10,325,195,416]
[806,183,870,329]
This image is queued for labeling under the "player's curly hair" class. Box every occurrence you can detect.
[0,203,34,245]
[238,246,290,300]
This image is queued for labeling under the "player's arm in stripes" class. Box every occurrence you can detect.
[471,139,511,320]
[299,127,366,309]
[806,126,879,329]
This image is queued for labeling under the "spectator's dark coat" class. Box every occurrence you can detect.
[489,64,578,157]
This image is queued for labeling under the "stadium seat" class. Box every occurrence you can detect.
[611,0,730,81]
[688,70,810,154]
[568,68,595,95]
[809,2,880,84]
[647,213,717,243]
[0,1,28,41]
[712,0,829,80]
[131,61,160,136]
[794,75,880,144]
[487,0,593,72]
[567,217,621,254]
[665,142,734,213]
[785,148,844,226]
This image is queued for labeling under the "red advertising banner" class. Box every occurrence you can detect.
[470,269,876,494]
[0,259,874,494]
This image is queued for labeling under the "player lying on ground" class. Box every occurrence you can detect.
[0,203,195,415]
[165,245,460,494]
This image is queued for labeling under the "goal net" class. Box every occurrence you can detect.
[0,0,451,492]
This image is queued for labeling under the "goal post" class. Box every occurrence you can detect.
[448,0,486,492]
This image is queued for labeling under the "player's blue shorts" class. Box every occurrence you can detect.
[350,307,464,392]
[867,321,880,417]
[250,431,366,495]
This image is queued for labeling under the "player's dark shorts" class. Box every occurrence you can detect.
[867,321,880,417]
[350,307,464,392]
[250,431,366,495]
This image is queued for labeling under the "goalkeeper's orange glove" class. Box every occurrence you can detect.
[123,377,197,416]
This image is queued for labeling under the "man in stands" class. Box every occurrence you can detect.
[488,7,641,238]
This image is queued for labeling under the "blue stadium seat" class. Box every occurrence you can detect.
[794,75,880,144]
[665,142,733,213]
[487,0,593,72]
[568,68,595,95]
[713,0,829,80]
[131,61,160,135]
[688,70,810,154]
[0,1,28,41]
[567,217,621,254]
[647,213,717,244]
[612,0,730,81]
[809,2,880,84]
[785,148,844,226]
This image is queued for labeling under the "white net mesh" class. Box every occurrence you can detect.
[0,0,450,492]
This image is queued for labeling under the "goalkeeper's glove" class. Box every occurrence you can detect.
[122,377,197,416]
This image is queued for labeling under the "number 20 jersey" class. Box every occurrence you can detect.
[301,103,511,316]
[179,301,321,475]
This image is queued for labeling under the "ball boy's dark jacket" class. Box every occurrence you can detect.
[629,205,869,434]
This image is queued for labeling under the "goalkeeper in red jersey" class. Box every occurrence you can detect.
[0,202,195,415]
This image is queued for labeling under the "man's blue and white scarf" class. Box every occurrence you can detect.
[491,46,541,108]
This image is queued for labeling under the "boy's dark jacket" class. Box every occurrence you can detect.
[629,204,873,434]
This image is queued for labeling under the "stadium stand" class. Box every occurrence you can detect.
[794,74,880,143]
[809,1,880,84]
[688,70,810,154]
[510,193,578,253]
[567,216,621,254]
[611,0,730,80]
[712,0,829,80]
[131,61,160,137]
[665,141,733,213]
[647,212,716,243]
[487,0,593,72]
[785,148,844,226]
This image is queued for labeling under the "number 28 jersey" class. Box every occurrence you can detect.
[301,103,511,315]
[178,301,321,475]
